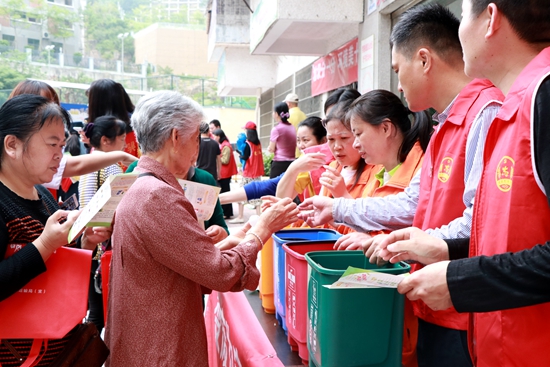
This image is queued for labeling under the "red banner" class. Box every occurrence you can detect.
[311,38,359,97]
[205,291,285,367]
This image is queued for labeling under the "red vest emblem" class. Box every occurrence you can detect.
[437,157,453,183]
[495,156,514,192]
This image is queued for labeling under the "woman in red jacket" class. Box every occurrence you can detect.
[229,122,264,223]
[87,79,140,170]
[212,129,238,219]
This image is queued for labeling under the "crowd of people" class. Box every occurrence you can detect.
[0,0,549,366]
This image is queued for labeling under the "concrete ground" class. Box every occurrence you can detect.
[224,177,263,235]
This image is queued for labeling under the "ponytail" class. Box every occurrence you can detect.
[274,101,290,124]
[398,109,433,162]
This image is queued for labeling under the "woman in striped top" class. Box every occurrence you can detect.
[78,115,127,333]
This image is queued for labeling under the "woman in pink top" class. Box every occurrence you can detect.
[267,101,297,178]
[105,91,299,366]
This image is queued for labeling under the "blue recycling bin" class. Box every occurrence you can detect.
[271,228,341,332]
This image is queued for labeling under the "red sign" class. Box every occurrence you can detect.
[311,38,359,97]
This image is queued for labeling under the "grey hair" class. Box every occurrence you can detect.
[131,90,204,154]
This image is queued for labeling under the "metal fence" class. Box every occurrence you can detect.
[120,75,256,109]
[18,48,143,74]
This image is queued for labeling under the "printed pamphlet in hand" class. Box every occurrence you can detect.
[68,173,139,242]
[327,266,409,289]
[178,179,221,222]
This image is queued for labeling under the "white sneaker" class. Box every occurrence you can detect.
[228,218,244,224]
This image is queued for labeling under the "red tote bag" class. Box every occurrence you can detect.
[101,250,112,322]
[0,247,92,339]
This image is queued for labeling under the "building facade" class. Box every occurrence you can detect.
[134,23,218,77]
[0,0,84,62]
[206,0,461,146]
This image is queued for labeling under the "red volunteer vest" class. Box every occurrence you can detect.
[219,140,238,179]
[412,79,504,330]
[243,141,264,178]
[469,47,550,367]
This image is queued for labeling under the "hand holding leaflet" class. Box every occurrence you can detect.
[328,266,409,289]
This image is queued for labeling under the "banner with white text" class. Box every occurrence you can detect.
[205,291,284,367]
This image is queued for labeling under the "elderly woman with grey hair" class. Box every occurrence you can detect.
[104,91,298,366]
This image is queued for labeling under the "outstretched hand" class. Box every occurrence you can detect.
[259,197,299,234]
[215,223,251,251]
[333,231,373,251]
[297,196,334,227]
[376,227,449,265]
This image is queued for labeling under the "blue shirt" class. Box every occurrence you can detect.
[244,174,283,200]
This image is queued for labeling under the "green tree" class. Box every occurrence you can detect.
[127,3,188,31]
[0,64,25,89]
[83,0,133,60]
[0,0,33,49]
[119,0,148,14]
[189,10,205,26]
[73,51,82,65]
[41,2,81,42]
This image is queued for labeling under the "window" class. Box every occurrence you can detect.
[14,11,26,21]
[63,20,73,29]
[52,42,63,53]
[28,15,40,23]
[2,35,15,46]
[27,38,40,50]
[64,0,72,6]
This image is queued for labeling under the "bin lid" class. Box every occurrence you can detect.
[272,228,341,244]
[305,251,410,276]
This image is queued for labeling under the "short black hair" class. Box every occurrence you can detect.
[324,88,361,114]
[209,119,221,128]
[391,4,462,63]
[84,115,127,149]
[470,0,550,44]
[199,121,210,134]
[298,116,326,143]
[0,94,71,167]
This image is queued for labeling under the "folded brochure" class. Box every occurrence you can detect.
[68,173,139,242]
[68,173,222,243]
[326,266,409,289]
[177,179,221,222]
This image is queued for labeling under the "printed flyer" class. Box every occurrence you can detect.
[327,266,409,289]
[178,179,221,222]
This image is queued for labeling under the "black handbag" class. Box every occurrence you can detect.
[50,322,109,367]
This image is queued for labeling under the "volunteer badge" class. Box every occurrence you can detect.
[437,157,453,183]
[495,156,514,192]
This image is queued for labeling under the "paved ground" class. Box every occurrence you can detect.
[225,178,263,234]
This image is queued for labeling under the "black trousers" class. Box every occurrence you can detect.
[218,177,233,218]
[270,160,294,179]
[88,259,104,334]
[417,318,473,367]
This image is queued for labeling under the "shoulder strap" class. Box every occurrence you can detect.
[96,169,104,190]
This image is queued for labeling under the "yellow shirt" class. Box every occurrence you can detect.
[288,107,307,130]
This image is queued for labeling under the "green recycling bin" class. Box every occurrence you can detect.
[306,251,410,367]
